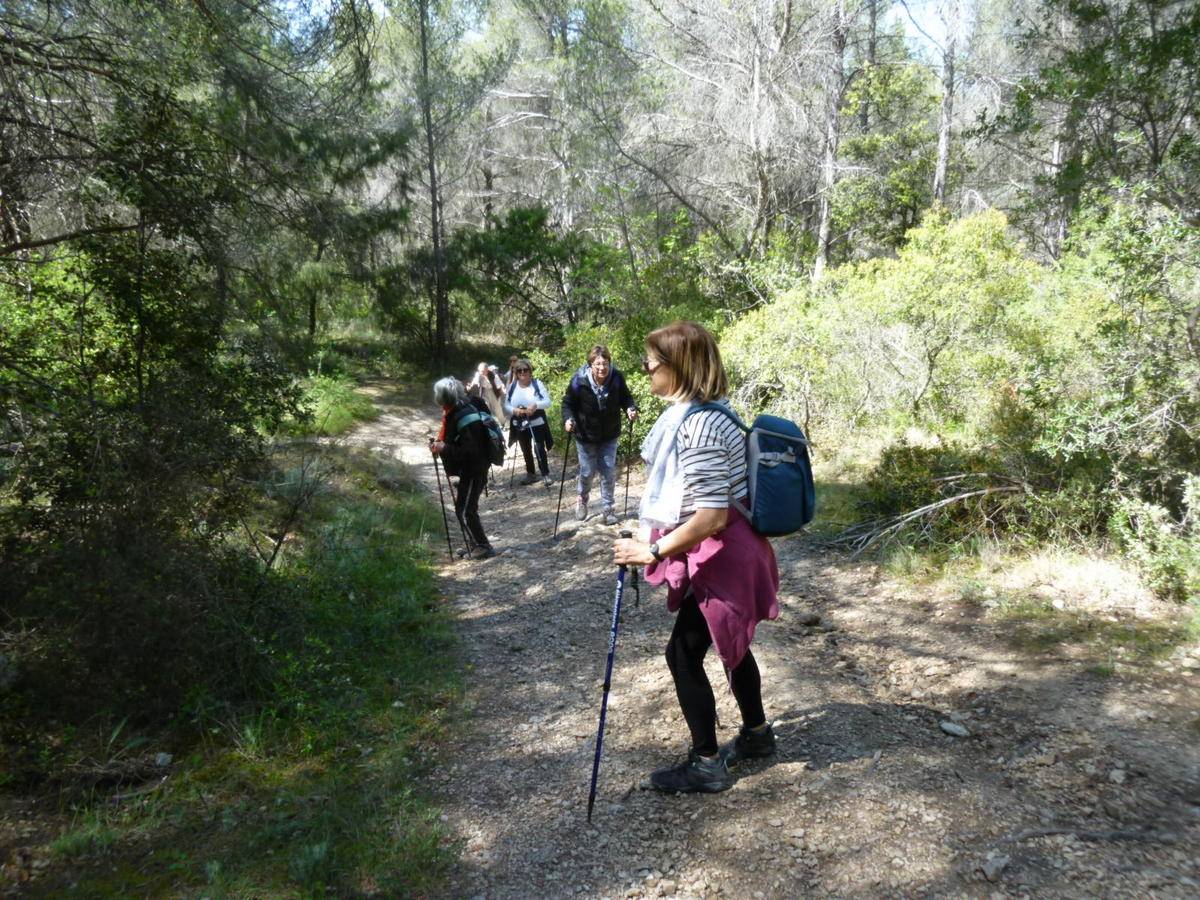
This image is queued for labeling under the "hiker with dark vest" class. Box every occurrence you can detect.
[503,358,554,486]
[612,320,780,793]
[562,344,638,525]
[430,377,495,559]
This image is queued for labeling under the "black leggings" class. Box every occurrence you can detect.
[454,469,488,548]
[665,595,765,757]
[516,427,550,475]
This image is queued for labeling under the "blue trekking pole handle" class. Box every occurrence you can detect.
[587,529,632,821]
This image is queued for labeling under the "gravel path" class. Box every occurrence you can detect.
[351,381,1200,899]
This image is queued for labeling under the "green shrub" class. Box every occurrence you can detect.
[285,375,378,436]
[1109,476,1200,602]
[723,208,1042,448]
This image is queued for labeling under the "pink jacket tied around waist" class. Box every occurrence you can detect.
[644,513,779,669]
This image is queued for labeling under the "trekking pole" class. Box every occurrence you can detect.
[430,445,454,559]
[622,415,634,520]
[552,432,574,540]
[506,438,518,498]
[446,474,474,552]
[587,529,632,822]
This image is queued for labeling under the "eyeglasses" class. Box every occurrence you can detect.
[641,356,663,375]
[515,367,531,374]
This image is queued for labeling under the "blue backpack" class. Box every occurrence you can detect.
[682,403,815,536]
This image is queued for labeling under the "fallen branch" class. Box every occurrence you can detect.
[825,484,1027,557]
[108,775,169,804]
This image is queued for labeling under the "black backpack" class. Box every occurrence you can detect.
[456,408,506,466]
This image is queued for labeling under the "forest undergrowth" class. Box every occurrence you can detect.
[1,423,460,895]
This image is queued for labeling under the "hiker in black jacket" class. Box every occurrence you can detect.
[562,344,638,525]
[430,377,494,559]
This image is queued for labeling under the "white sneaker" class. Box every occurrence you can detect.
[575,498,589,520]
[543,474,553,486]
[603,508,619,526]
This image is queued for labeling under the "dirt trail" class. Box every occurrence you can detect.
[353,381,1200,899]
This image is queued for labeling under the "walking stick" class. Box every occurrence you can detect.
[622,415,634,520]
[506,435,519,499]
[445,471,474,552]
[587,529,632,822]
[552,432,574,540]
[430,447,454,559]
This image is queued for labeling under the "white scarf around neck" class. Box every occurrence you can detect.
[638,400,694,530]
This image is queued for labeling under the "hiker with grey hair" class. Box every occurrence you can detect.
[430,376,494,559]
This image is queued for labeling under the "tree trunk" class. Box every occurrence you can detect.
[307,241,325,339]
[418,0,449,363]
[813,0,846,281]
[932,0,958,205]
[860,0,877,130]
[744,43,770,257]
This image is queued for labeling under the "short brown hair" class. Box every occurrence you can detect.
[587,344,611,364]
[645,320,727,402]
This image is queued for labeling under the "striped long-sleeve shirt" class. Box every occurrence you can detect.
[675,400,748,523]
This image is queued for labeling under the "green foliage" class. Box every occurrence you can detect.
[284,375,379,437]
[0,245,297,537]
[1109,477,1200,602]
[835,63,939,254]
[724,195,1199,595]
[5,446,457,894]
[50,810,120,859]
[724,209,1041,443]
[1006,0,1200,218]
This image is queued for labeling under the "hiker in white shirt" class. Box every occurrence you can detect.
[467,361,507,427]
[502,358,554,486]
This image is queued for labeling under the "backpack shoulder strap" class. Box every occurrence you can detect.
[680,402,753,523]
[681,401,750,433]
[456,410,483,431]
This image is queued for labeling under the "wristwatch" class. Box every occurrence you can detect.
[648,541,664,562]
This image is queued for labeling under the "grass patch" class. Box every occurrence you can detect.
[50,809,120,858]
[23,445,460,896]
[284,374,379,436]
[993,595,1195,665]
[805,477,862,540]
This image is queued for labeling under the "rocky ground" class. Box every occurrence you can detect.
[4,381,1196,898]
[347,382,1200,899]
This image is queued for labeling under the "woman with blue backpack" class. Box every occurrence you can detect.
[612,321,781,794]
[503,358,554,486]
[561,344,639,525]
[430,377,495,560]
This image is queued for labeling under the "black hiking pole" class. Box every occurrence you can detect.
[587,529,633,822]
[622,416,634,520]
[430,445,454,559]
[552,432,574,540]
[446,475,474,553]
